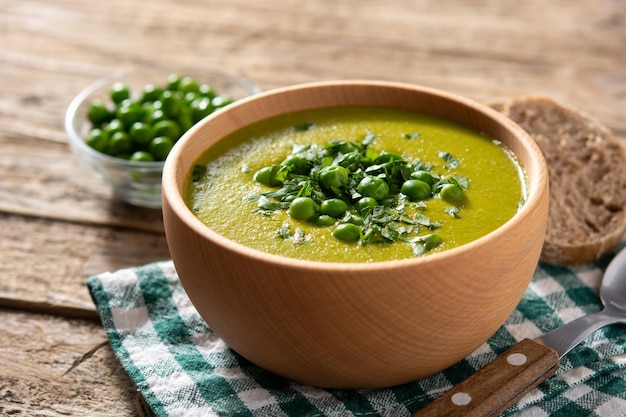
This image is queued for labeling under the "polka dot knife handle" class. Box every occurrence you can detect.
[413,339,560,417]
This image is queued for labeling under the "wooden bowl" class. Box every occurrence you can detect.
[162,81,549,389]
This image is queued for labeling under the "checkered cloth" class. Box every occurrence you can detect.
[87,248,626,417]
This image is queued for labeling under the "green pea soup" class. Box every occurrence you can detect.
[185,106,526,263]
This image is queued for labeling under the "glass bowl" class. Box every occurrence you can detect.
[65,66,261,208]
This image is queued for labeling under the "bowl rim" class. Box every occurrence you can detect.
[163,79,548,271]
[64,65,262,170]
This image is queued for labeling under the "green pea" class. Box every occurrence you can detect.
[149,99,163,110]
[190,97,215,122]
[319,165,349,191]
[108,131,133,156]
[357,176,389,201]
[315,215,336,227]
[401,179,432,201]
[199,84,216,98]
[166,73,182,90]
[116,103,144,129]
[110,82,130,104]
[140,101,156,117]
[178,76,200,94]
[253,166,283,186]
[129,151,156,162]
[149,136,175,160]
[87,99,112,126]
[85,128,108,153]
[440,183,465,203]
[159,90,183,117]
[152,119,181,141]
[411,170,436,185]
[332,223,361,242]
[281,155,311,175]
[177,107,194,132]
[184,91,197,104]
[320,198,348,218]
[148,109,167,124]
[375,151,403,163]
[141,83,163,102]
[289,197,318,221]
[103,119,124,136]
[354,197,377,216]
[129,122,153,145]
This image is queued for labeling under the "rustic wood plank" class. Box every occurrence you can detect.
[0,213,170,315]
[2,0,625,138]
[0,309,153,416]
[0,132,166,233]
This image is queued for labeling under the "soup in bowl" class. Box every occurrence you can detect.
[162,81,549,389]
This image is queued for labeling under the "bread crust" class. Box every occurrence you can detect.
[490,95,626,266]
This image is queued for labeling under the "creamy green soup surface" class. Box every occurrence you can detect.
[185,106,526,263]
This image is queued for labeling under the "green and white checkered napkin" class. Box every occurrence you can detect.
[87,249,626,417]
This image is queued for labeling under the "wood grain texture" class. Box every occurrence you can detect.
[0,309,154,416]
[0,213,170,316]
[1,0,624,414]
[162,81,550,388]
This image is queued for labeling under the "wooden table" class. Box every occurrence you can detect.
[1,0,624,415]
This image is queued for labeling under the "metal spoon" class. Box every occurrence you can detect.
[414,245,626,417]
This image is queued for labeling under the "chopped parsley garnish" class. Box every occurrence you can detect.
[244,133,469,256]
[191,164,207,182]
[294,122,315,131]
[445,206,461,218]
[439,151,460,169]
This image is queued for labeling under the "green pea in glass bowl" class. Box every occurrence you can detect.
[65,66,261,208]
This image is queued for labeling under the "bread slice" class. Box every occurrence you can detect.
[490,95,626,266]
